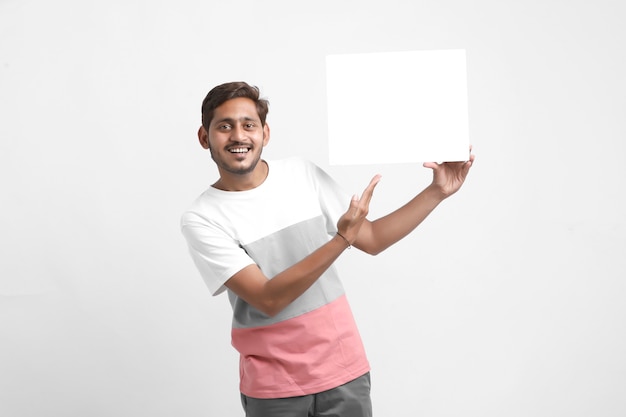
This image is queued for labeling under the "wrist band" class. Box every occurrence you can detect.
[336,232,351,249]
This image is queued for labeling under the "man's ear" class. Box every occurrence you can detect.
[263,123,270,146]
[198,126,210,149]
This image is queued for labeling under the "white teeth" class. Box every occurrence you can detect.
[229,148,249,153]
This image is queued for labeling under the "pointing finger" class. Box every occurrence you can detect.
[359,174,381,206]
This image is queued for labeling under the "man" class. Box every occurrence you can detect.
[181,81,474,416]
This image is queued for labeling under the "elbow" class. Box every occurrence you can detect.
[355,243,385,256]
[258,291,304,317]
[261,306,280,318]
[256,298,285,318]
[365,248,384,256]
[354,234,388,256]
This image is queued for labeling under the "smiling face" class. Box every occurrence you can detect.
[198,97,270,190]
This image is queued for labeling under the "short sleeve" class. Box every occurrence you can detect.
[181,214,256,296]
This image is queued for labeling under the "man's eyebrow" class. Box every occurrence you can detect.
[215,116,259,124]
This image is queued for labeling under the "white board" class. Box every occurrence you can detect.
[326,49,470,165]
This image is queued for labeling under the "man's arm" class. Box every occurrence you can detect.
[353,152,475,255]
[224,175,381,317]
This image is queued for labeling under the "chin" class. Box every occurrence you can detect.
[222,157,262,176]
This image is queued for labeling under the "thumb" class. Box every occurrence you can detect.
[349,194,359,214]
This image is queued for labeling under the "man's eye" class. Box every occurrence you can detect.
[219,125,231,130]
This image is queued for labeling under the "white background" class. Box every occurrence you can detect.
[1,1,625,416]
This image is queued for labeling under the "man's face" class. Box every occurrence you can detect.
[201,97,269,177]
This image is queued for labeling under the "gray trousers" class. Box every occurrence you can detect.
[240,372,372,417]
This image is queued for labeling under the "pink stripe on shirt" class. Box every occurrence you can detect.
[232,294,370,398]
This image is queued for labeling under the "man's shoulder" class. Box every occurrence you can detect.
[180,184,227,227]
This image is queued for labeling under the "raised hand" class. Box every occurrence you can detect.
[336,174,382,245]
[423,147,475,198]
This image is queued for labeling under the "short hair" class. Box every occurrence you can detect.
[201,81,269,129]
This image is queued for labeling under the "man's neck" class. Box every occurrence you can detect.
[213,160,269,191]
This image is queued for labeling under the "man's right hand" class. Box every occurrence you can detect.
[336,174,381,245]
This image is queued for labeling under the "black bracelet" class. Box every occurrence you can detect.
[336,232,351,249]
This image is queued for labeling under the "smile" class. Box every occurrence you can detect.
[229,147,250,154]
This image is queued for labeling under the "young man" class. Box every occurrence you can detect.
[181,81,474,417]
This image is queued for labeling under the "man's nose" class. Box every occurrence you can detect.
[231,124,246,141]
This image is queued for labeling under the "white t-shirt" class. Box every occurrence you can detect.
[181,157,370,398]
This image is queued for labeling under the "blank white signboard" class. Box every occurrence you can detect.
[326,49,470,165]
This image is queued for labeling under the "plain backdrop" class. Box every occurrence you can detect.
[1,1,625,416]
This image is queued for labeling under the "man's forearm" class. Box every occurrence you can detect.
[355,184,446,255]
[266,234,349,304]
